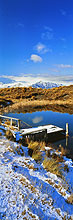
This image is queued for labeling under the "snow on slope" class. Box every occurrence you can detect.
[0,80,62,89]
[31,81,62,89]
[0,132,73,219]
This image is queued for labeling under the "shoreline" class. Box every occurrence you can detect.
[0,99,73,115]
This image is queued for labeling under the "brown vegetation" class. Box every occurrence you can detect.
[67,193,73,204]
[6,130,14,140]
[28,141,43,161]
[43,157,62,177]
[0,85,73,114]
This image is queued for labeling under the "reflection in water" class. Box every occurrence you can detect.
[32,116,43,124]
[66,136,68,147]
[4,110,73,160]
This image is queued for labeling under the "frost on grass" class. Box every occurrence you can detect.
[0,136,73,219]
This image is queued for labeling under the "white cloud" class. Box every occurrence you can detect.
[0,73,73,87]
[42,31,53,40]
[35,42,52,54]
[55,64,73,69]
[30,54,42,63]
[42,26,53,40]
[32,116,43,124]
[44,26,53,32]
[36,43,45,52]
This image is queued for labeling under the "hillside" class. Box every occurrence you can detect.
[0,85,73,114]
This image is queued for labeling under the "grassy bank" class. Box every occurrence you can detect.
[0,85,73,114]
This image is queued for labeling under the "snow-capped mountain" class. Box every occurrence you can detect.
[0,77,62,89]
[31,81,62,89]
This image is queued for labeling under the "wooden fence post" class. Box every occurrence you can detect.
[66,123,69,136]
[18,120,20,130]
[10,118,12,126]
[66,136,68,147]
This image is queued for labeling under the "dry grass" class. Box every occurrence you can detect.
[28,141,40,151]
[28,140,45,151]
[39,141,46,151]
[67,193,73,204]
[64,164,69,172]
[0,84,73,103]
[14,145,24,156]
[43,158,62,177]
[60,146,69,156]
[6,130,13,139]
[4,119,10,126]
[32,151,42,161]
[28,141,43,161]
[0,85,73,114]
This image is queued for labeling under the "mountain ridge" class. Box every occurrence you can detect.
[0,80,62,89]
[31,81,62,89]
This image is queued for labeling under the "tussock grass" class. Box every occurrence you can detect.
[43,158,62,177]
[39,141,46,151]
[28,140,45,151]
[28,141,44,161]
[4,119,10,125]
[67,193,73,204]
[0,85,73,114]
[0,118,2,124]
[28,141,39,151]
[61,146,69,156]
[52,152,58,159]
[32,151,42,161]
[64,164,69,172]
[6,130,13,140]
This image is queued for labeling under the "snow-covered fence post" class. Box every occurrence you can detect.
[66,123,69,136]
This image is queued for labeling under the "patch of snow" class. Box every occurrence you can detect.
[0,136,73,219]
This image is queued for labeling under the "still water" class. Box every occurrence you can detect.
[4,110,73,136]
[4,110,73,159]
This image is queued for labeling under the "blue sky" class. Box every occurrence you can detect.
[0,0,73,84]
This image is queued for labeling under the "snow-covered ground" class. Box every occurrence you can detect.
[0,131,73,219]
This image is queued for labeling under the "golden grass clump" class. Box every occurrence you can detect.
[28,141,39,151]
[46,151,50,157]
[39,141,45,151]
[4,119,10,126]
[6,130,13,139]
[67,193,73,204]
[28,140,45,151]
[0,118,2,124]
[32,151,42,161]
[28,141,43,161]
[43,158,62,177]
[61,146,69,156]
[52,152,58,159]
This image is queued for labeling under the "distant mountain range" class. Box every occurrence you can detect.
[0,78,62,89]
[31,81,62,89]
